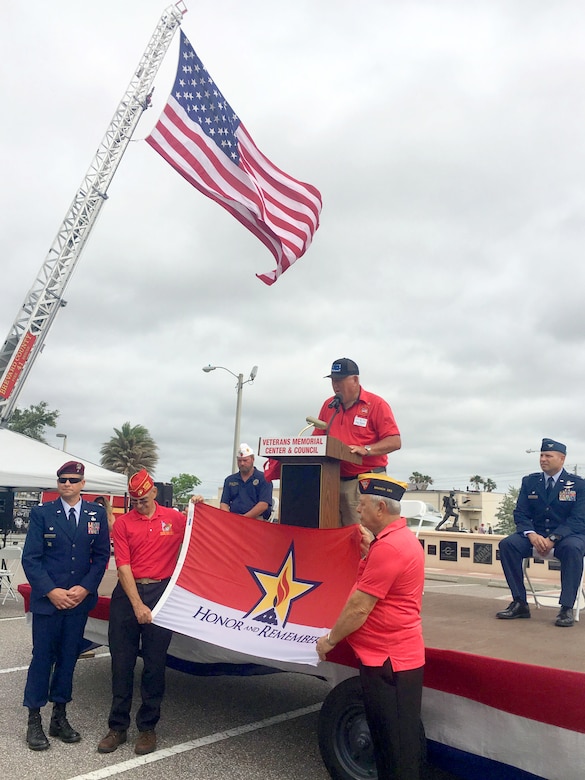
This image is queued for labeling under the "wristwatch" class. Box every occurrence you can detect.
[548,534,563,543]
[364,446,372,454]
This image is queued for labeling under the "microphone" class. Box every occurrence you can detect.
[297,416,328,436]
[328,394,342,409]
[307,416,327,430]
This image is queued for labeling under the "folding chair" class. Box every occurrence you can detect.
[267,496,279,523]
[0,545,23,605]
[523,547,585,621]
[400,500,427,538]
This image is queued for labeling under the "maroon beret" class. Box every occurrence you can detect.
[57,460,85,477]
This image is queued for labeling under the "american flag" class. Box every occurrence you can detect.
[146,31,322,285]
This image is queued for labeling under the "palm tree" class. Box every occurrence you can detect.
[469,475,484,491]
[409,471,434,490]
[483,478,497,492]
[100,422,159,477]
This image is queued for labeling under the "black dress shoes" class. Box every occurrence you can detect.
[555,606,574,627]
[26,712,49,751]
[496,599,531,620]
[49,705,81,743]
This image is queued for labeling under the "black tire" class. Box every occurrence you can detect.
[317,675,427,780]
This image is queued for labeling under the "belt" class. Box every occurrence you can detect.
[341,466,386,482]
[135,578,162,585]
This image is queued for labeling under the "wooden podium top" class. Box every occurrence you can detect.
[258,434,362,465]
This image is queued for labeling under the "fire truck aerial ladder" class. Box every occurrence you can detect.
[0,2,186,426]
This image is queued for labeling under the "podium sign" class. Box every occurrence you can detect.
[258,436,328,458]
[258,435,361,529]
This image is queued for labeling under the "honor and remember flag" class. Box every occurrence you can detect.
[151,503,361,666]
[146,30,322,286]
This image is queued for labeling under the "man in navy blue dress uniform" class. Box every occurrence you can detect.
[22,460,110,750]
[497,439,585,627]
[220,443,273,520]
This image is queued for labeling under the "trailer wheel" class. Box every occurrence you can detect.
[318,676,376,780]
[317,676,426,780]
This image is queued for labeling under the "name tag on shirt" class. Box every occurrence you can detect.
[353,415,367,427]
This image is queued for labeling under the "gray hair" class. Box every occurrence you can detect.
[377,496,401,515]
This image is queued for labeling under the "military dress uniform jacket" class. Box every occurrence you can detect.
[22,500,110,615]
[513,469,585,539]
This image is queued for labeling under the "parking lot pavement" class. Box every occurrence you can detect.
[1,550,463,780]
[1,615,333,780]
[0,547,332,780]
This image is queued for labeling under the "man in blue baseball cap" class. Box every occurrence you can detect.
[497,438,585,627]
[314,358,401,525]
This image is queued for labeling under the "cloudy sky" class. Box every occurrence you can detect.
[3,0,585,497]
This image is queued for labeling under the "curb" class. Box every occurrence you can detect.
[425,570,560,592]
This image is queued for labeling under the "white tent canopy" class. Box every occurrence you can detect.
[0,429,127,494]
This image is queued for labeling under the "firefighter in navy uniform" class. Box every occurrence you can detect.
[497,438,585,627]
[220,443,273,520]
[22,460,110,750]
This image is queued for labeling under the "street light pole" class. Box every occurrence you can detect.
[56,433,68,451]
[232,373,244,475]
[202,364,258,474]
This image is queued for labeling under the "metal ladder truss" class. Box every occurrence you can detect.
[0,2,187,424]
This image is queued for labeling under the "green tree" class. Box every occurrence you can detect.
[100,422,158,476]
[483,478,497,492]
[409,471,434,490]
[170,473,202,505]
[494,486,519,535]
[469,475,484,491]
[7,401,59,443]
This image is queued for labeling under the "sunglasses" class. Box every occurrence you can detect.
[58,477,83,484]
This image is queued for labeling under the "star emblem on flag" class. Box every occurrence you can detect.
[245,543,321,628]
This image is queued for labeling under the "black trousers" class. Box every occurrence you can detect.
[107,580,172,732]
[359,660,424,780]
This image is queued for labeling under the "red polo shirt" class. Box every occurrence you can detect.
[316,387,400,477]
[347,517,425,671]
[113,503,186,580]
